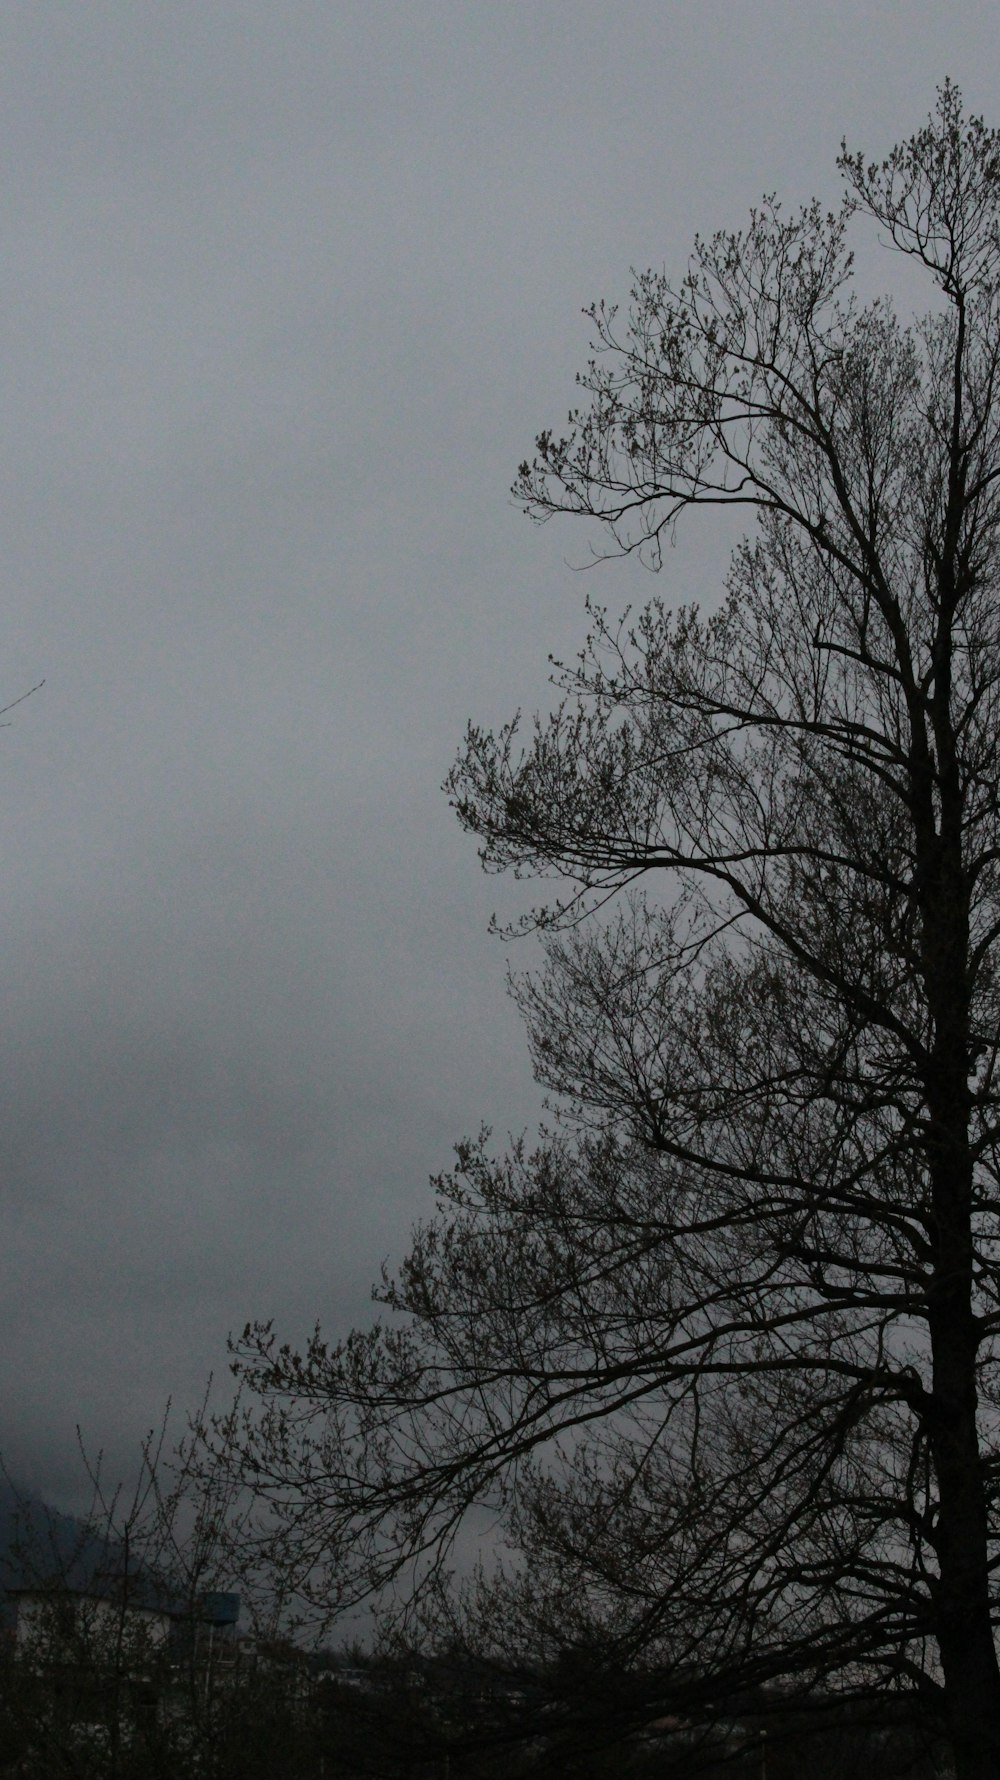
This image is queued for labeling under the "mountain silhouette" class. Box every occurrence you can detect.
[0,1474,124,1626]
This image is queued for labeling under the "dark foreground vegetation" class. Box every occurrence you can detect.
[0,1616,954,1778]
[0,1463,956,1775]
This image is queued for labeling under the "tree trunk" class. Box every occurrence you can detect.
[926,1045,1000,1776]
[931,1310,1000,1778]
[921,723,1000,1777]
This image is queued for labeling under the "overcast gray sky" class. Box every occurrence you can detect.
[1,1,996,1508]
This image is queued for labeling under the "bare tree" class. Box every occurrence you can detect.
[229,86,1000,1779]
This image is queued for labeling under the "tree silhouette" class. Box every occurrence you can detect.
[231,86,1000,1780]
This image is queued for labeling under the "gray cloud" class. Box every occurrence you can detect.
[0,0,993,1507]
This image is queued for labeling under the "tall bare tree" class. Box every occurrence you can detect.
[231,87,1000,1779]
